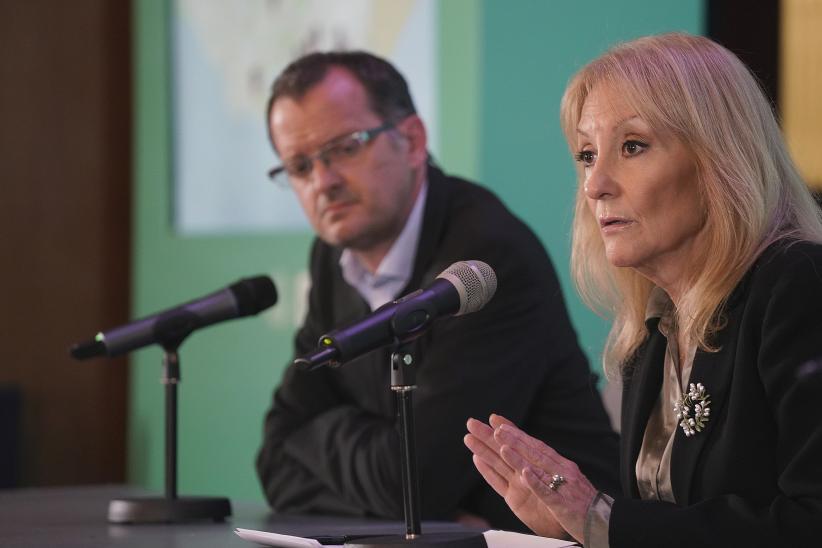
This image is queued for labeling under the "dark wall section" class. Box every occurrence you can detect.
[0,0,131,486]
[707,0,780,109]
[709,0,822,204]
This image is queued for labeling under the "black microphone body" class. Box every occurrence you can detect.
[295,261,496,370]
[321,278,459,367]
[70,276,277,359]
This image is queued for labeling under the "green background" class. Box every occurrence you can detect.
[129,0,704,501]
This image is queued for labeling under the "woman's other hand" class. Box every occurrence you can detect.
[492,415,599,542]
[464,415,567,539]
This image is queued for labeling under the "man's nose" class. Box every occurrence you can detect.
[310,158,343,193]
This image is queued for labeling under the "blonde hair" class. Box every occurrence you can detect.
[561,33,822,377]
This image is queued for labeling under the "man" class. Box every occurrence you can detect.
[256,51,619,531]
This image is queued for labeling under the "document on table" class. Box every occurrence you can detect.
[484,530,577,547]
[235,528,337,547]
[235,527,577,547]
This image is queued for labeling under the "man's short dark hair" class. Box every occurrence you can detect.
[266,51,417,147]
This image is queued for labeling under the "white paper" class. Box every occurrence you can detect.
[235,527,576,547]
[484,529,577,547]
[234,528,341,547]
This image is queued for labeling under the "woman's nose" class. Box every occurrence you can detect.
[583,161,618,200]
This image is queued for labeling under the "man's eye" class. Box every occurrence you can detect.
[286,158,312,178]
[574,150,595,166]
[334,139,362,158]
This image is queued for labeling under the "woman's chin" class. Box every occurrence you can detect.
[604,249,638,269]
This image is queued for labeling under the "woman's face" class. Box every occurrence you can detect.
[577,85,707,291]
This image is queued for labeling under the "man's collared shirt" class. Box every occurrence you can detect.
[339,181,428,311]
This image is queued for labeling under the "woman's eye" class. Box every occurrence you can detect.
[575,150,595,166]
[622,140,648,156]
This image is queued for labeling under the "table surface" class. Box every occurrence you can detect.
[0,485,480,547]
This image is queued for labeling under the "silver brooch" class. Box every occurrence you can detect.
[673,382,711,437]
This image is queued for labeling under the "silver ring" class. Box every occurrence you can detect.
[548,474,566,491]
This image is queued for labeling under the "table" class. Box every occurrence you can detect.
[0,485,480,547]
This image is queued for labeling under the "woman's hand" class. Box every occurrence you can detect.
[464,415,566,538]
[465,414,598,542]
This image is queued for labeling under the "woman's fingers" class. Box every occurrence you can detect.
[466,418,498,447]
[488,413,516,429]
[465,419,515,482]
[495,423,561,460]
[464,432,503,467]
[472,455,510,498]
[520,464,597,543]
[467,414,592,542]
[487,415,561,483]
[494,423,563,472]
[521,466,558,500]
[498,442,529,471]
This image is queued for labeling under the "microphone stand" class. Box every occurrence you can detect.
[107,338,231,523]
[346,343,485,547]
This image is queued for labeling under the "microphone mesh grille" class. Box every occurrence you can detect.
[440,260,497,315]
[230,276,278,315]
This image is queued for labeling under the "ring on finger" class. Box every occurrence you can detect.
[548,474,566,491]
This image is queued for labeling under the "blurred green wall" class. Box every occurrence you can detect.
[129,0,703,501]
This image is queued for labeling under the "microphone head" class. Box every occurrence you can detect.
[70,338,107,360]
[229,275,278,316]
[436,260,497,315]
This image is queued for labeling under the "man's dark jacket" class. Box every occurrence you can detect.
[257,165,619,530]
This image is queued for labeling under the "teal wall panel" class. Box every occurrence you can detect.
[130,0,702,502]
[478,0,703,367]
[129,0,315,499]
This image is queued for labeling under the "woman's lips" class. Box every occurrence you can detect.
[599,216,634,233]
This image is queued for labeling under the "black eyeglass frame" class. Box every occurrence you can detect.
[267,121,396,187]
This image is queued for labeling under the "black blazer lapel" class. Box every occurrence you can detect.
[620,324,666,497]
[669,317,739,505]
[667,264,755,505]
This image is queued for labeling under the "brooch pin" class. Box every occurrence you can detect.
[673,382,711,437]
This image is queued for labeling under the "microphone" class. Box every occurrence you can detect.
[70,275,277,359]
[295,260,497,370]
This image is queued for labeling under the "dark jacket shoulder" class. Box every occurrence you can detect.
[749,239,822,285]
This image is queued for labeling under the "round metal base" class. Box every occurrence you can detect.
[107,496,231,524]
[346,532,486,547]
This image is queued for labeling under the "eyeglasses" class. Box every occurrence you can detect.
[268,122,396,188]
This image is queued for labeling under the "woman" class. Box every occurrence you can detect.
[464,33,822,547]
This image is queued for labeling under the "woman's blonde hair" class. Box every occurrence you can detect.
[561,33,822,376]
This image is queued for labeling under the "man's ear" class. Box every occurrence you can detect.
[398,114,428,168]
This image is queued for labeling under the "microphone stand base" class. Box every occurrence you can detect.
[107,496,231,524]
[346,532,486,547]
